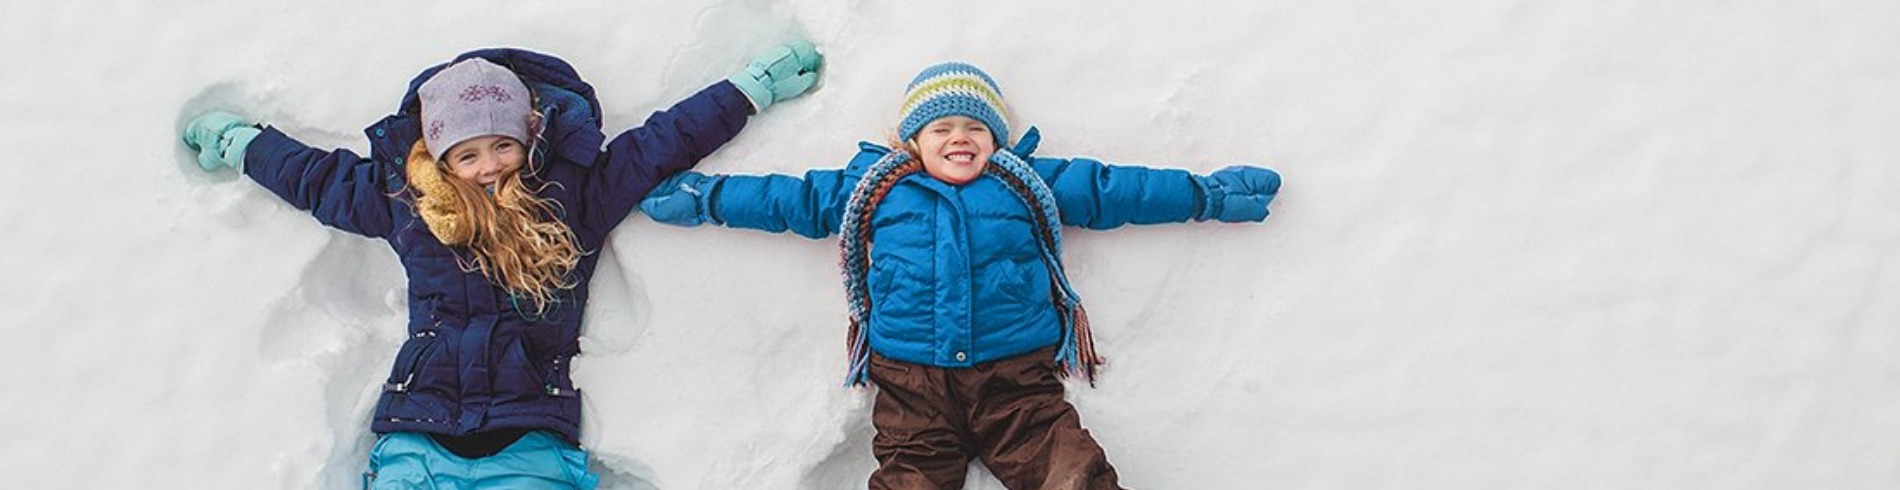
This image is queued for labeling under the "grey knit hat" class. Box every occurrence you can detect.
[418,58,532,160]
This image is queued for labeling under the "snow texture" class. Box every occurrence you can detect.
[4,1,1899,489]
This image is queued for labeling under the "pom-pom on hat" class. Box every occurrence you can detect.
[418,58,533,160]
[897,62,1009,148]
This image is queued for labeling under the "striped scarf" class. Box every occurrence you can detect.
[838,149,1099,387]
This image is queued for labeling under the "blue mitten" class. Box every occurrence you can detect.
[641,171,724,226]
[727,40,823,113]
[1195,166,1281,222]
[182,111,261,172]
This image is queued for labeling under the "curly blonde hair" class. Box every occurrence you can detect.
[405,139,581,315]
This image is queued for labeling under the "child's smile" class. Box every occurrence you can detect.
[913,116,995,185]
[446,135,528,187]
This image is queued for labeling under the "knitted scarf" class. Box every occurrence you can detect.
[838,149,1099,387]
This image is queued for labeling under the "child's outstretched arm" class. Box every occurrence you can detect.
[641,168,857,239]
[1032,154,1281,229]
[580,42,822,233]
[640,142,888,238]
[182,112,397,238]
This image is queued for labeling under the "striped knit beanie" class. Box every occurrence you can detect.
[838,145,1100,389]
[897,62,1010,148]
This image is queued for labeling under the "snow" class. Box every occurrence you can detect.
[4,1,1899,488]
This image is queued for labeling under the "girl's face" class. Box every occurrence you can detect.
[910,116,995,185]
[444,135,527,187]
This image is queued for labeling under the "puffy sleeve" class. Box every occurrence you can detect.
[673,143,883,239]
[579,80,752,233]
[1030,156,1202,230]
[242,127,399,238]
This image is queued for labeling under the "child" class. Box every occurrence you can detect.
[639,61,1280,489]
[180,44,822,489]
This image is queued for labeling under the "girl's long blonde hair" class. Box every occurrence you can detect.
[405,139,581,315]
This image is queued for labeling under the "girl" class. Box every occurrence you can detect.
[639,61,1280,489]
[180,44,821,489]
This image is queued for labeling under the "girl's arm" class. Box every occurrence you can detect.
[580,41,822,234]
[579,80,752,233]
[1032,156,1281,229]
[641,142,885,239]
[241,127,400,238]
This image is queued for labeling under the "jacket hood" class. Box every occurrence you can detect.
[368,48,606,169]
[397,48,602,124]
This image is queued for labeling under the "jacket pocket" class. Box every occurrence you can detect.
[383,331,441,394]
[987,258,1050,310]
[871,260,933,316]
[495,337,572,403]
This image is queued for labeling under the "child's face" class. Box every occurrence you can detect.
[444,135,527,187]
[911,116,996,185]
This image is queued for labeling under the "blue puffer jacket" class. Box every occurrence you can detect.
[240,48,752,444]
[700,138,1208,368]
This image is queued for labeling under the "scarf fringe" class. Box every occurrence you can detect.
[1056,300,1100,386]
[845,318,873,387]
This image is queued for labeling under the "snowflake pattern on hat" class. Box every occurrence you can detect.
[459,84,516,103]
[417,58,533,160]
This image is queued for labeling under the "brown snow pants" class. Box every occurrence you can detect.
[866,347,1123,490]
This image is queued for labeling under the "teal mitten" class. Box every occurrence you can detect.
[182,111,261,172]
[727,40,824,113]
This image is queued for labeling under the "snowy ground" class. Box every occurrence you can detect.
[3,1,1898,489]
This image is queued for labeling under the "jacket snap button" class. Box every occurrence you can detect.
[955,352,967,362]
[374,128,386,137]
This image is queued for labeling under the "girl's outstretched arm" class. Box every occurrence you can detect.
[244,128,400,238]
[581,80,752,233]
[581,41,823,234]
[183,112,398,238]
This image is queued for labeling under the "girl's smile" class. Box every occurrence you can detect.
[446,135,527,186]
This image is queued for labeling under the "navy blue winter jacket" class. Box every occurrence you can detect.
[240,49,752,444]
[701,140,1213,368]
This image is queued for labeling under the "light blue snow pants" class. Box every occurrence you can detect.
[364,431,599,490]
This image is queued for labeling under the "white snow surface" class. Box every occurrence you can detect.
[4,1,1899,489]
